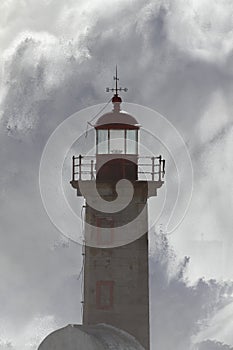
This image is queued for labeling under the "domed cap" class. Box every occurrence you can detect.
[95,109,139,129]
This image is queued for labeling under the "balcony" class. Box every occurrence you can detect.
[71,155,165,182]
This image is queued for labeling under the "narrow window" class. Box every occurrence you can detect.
[97,129,108,154]
[109,129,125,154]
[126,129,138,154]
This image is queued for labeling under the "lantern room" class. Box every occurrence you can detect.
[95,94,140,181]
[70,69,165,187]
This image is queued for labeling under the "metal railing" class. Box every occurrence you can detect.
[138,155,165,181]
[72,155,165,181]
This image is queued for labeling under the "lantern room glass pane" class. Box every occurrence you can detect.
[110,130,125,154]
[126,130,137,154]
[97,129,108,154]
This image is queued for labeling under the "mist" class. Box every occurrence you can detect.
[0,0,233,348]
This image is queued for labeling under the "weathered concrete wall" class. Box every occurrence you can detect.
[83,182,150,350]
[83,235,150,349]
[38,324,145,350]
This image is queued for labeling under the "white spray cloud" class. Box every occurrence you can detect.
[166,0,233,62]
[1,0,233,349]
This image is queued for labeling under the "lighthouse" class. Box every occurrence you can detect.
[38,70,165,350]
[70,70,165,350]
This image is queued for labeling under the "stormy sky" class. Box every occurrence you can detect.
[0,0,233,349]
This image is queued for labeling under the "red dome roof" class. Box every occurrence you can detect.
[95,109,139,129]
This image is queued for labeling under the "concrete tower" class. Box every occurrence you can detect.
[70,71,165,350]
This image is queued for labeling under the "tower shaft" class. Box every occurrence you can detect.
[83,187,150,349]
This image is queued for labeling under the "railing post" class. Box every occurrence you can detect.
[91,160,94,180]
[151,156,155,181]
[158,155,162,181]
[79,154,82,180]
[162,159,166,178]
[72,156,75,181]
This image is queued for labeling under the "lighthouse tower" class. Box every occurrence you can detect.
[69,71,165,350]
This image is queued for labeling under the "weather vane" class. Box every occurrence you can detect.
[106,65,128,96]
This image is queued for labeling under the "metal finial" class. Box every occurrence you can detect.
[114,65,119,94]
[106,65,128,96]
